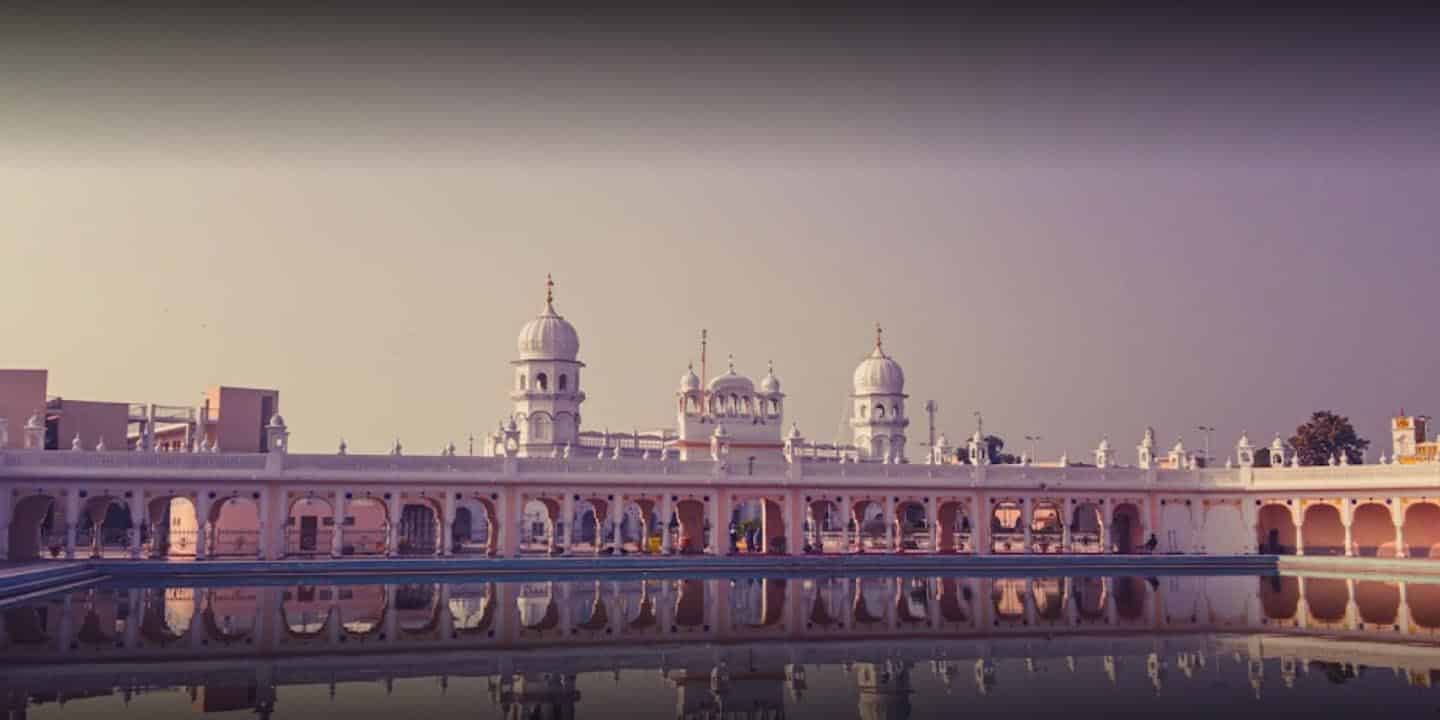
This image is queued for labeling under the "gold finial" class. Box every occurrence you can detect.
[875,322,884,351]
[727,352,735,374]
[545,273,555,306]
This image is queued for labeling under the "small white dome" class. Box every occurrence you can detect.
[516,276,580,361]
[853,346,905,395]
[680,364,701,393]
[759,360,781,394]
[707,355,754,394]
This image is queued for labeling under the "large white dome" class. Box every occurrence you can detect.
[517,277,580,361]
[853,346,904,395]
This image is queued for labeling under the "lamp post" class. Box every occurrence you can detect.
[1196,425,1215,467]
[1024,435,1043,463]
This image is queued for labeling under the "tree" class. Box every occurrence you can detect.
[1288,411,1370,466]
[984,435,1021,465]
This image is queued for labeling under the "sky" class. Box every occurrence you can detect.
[1,5,1438,460]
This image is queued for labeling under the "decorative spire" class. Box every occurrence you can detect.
[544,273,555,310]
[727,352,735,374]
[767,359,774,375]
[874,322,884,353]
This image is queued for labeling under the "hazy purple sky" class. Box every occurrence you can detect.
[2,6,1437,459]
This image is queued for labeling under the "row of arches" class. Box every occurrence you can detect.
[1255,501,1440,557]
[678,392,783,419]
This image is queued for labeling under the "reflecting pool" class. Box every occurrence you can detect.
[3,572,1439,718]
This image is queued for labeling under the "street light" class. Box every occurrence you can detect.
[1024,435,1043,462]
[1195,425,1215,466]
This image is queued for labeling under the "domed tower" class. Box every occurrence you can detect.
[851,324,908,462]
[511,275,585,457]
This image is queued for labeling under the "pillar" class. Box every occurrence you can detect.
[610,497,623,553]
[1392,500,1407,558]
[383,584,398,642]
[499,486,519,558]
[885,496,897,553]
[0,489,10,560]
[1293,500,1306,557]
[1103,500,1116,554]
[194,494,211,560]
[1021,497,1033,554]
[839,496,851,553]
[386,495,401,557]
[927,500,940,553]
[708,491,728,556]
[975,494,991,556]
[128,491,146,560]
[1341,502,1354,557]
[660,495,674,554]
[442,491,456,558]
[331,491,346,558]
[784,490,802,556]
[560,494,575,554]
[64,491,79,560]
[1061,499,1073,553]
[256,488,272,561]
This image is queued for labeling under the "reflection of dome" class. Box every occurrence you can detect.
[760,361,781,394]
[680,364,701,393]
[517,276,580,361]
[853,346,905,396]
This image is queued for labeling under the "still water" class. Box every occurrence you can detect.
[2,572,1438,718]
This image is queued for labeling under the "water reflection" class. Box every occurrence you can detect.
[3,573,1440,718]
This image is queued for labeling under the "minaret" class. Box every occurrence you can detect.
[511,275,585,457]
[850,323,909,462]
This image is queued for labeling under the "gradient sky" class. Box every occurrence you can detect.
[2,6,1437,459]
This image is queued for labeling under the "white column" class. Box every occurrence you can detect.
[660,495,674,554]
[442,491,456,557]
[1061,499,1073,553]
[386,495,401,557]
[331,491,346,558]
[128,491,146,560]
[1293,500,1306,557]
[194,495,211,560]
[1103,500,1116,554]
[885,496,897,552]
[610,497,623,553]
[1393,500,1407,558]
[560,494,575,554]
[839,496,851,553]
[1341,502,1354,557]
[781,493,795,555]
[256,489,271,560]
[927,500,940,553]
[64,492,80,560]
[1021,497,1033,554]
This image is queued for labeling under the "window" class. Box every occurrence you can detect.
[875,405,886,419]
[558,373,568,391]
[536,372,549,391]
[519,374,527,390]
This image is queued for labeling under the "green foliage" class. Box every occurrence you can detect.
[1288,410,1370,466]
[984,435,1021,464]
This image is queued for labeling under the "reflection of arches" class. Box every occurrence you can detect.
[806,578,846,626]
[448,584,495,633]
[3,606,51,645]
[8,494,59,561]
[340,585,387,636]
[938,579,972,623]
[203,590,257,642]
[1113,577,1146,620]
[521,498,559,553]
[280,588,334,638]
[1031,578,1064,622]
[1407,582,1440,629]
[453,499,498,555]
[1301,504,1344,556]
[896,578,929,624]
[396,583,442,634]
[1256,504,1297,555]
[1351,503,1396,557]
[140,588,193,644]
[1072,577,1107,619]
[674,579,706,626]
[1304,578,1348,623]
[991,579,1026,622]
[1354,581,1399,626]
[1404,503,1440,558]
[1259,575,1300,621]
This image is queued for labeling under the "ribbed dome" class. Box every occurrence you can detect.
[853,346,905,395]
[680,364,701,393]
[517,275,580,361]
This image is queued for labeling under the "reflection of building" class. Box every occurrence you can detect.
[854,660,912,720]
